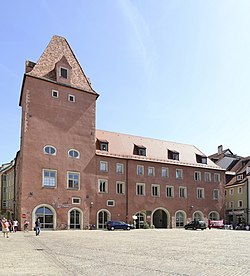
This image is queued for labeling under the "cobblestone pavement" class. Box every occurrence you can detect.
[2,229,250,275]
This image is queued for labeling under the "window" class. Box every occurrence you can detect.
[148,167,155,176]
[136,183,145,196]
[213,189,219,200]
[43,169,57,188]
[197,188,204,199]
[98,179,108,193]
[166,186,174,198]
[238,200,243,208]
[100,161,108,172]
[137,165,144,175]
[168,150,179,160]
[67,172,80,190]
[68,149,80,159]
[204,172,211,182]
[52,90,58,98]
[116,182,125,194]
[107,200,115,207]
[214,173,220,182]
[229,188,234,195]
[176,211,185,227]
[151,184,160,197]
[72,197,81,204]
[116,163,124,174]
[100,142,108,151]
[68,94,75,102]
[194,171,201,181]
[161,167,169,178]
[60,67,68,79]
[134,145,146,156]
[229,201,234,208]
[179,186,187,198]
[238,187,242,194]
[176,169,183,179]
[44,145,56,155]
[236,174,243,181]
[196,154,207,164]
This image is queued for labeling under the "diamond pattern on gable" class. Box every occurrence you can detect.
[26,35,96,94]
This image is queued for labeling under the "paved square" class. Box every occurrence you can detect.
[2,229,250,275]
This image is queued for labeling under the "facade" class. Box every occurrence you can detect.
[209,146,250,226]
[3,36,225,230]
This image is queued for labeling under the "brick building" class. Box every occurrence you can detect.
[9,35,225,230]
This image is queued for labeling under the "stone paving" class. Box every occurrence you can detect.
[1,228,250,275]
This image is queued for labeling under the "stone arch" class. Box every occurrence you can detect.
[97,209,111,229]
[152,207,170,228]
[193,211,204,221]
[208,211,220,220]
[32,204,57,230]
[68,207,83,230]
[175,210,187,228]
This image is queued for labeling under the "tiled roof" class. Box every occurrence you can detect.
[96,129,223,170]
[26,35,97,94]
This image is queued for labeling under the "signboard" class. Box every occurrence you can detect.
[22,214,26,218]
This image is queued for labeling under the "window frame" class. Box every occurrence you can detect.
[116,163,124,174]
[107,200,115,207]
[148,167,155,176]
[194,171,201,181]
[151,184,160,197]
[51,89,59,98]
[42,169,57,188]
[98,179,108,193]
[100,161,108,172]
[197,187,205,199]
[176,169,183,179]
[214,173,221,182]
[179,186,187,198]
[43,145,57,156]
[72,197,81,204]
[67,171,80,190]
[68,94,75,102]
[68,149,80,159]
[137,165,144,175]
[161,167,169,178]
[136,183,145,196]
[60,67,68,79]
[213,189,219,200]
[204,172,212,182]
[116,181,125,195]
[166,185,174,198]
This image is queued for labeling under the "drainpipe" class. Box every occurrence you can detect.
[125,159,129,223]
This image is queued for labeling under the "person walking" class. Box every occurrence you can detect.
[35,218,41,236]
[1,218,10,238]
[24,220,29,232]
[13,219,19,232]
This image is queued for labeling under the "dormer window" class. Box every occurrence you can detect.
[196,154,207,164]
[236,174,243,181]
[168,150,179,161]
[60,67,68,79]
[97,139,109,151]
[134,144,146,156]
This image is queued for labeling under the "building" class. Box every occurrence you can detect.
[209,146,250,226]
[3,35,225,230]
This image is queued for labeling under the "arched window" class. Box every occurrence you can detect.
[70,209,81,229]
[35,206,54,229]
[193,211,203,221]
[68,149,80,159]
[44,145,56,155]
[176,211,185,227]
[209,212,219,220]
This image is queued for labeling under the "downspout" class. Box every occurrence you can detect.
[125,159,129,223]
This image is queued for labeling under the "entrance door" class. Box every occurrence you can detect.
[153,209,168,228]
[98,210,109,229]
[35,206,54,229]
[70,209,81,229]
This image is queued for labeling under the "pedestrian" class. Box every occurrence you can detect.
[1,218,10,238]
[35,218,41,236]
[13,219,19,232]
[24,220,29,232]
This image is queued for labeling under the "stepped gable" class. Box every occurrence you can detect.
[26,35,96,94]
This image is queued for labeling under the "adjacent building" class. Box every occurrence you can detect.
[1,36,225,230]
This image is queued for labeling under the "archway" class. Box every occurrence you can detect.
[33,205,56,230]
[69,208,82,229]
[175,211,186,228]
[193,211,204,221]
[152,208,169,228]
[208,211,220,220]
[135,212,146,229]
[97,209,111,229]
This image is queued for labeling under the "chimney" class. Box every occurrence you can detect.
[218,145,223,154]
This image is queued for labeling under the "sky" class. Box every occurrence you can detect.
[1,0,250,165]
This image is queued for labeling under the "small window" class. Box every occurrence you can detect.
[100,161,108,172]
[136,183,145,196]
[72,197,81,204]
[236,174,243,181]
[196,154,207,164]
[205,172,211,182]
[197,188,204,199]
[67,172,80,190]
[168,150,179,161]
[134,145,146,156]
[68,149,80,158]
[194,171,201,181]
[116,182,125,194]
[100,142,108,151]
[60,67,68,79]
[151,184,160,197]
[176,169,183,179]
[44,145,56,155]
[116,163,124,174]
[166,186,174,198]
[52,90,59,98]
[148,167,155,176]
[179,187,187,198]
[238,187,242,194]
[229,188,234,195]
[213,189,219,200]
[238,200,243,208]
[68,94,75,102]
[214,173,220,182]
[161,167,169,178]
[107,200,115,207]
[137,165,144,175]
[98,179,108,193]
[229,201,234,208]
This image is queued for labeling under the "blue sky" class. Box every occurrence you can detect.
[1,0,250,165]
